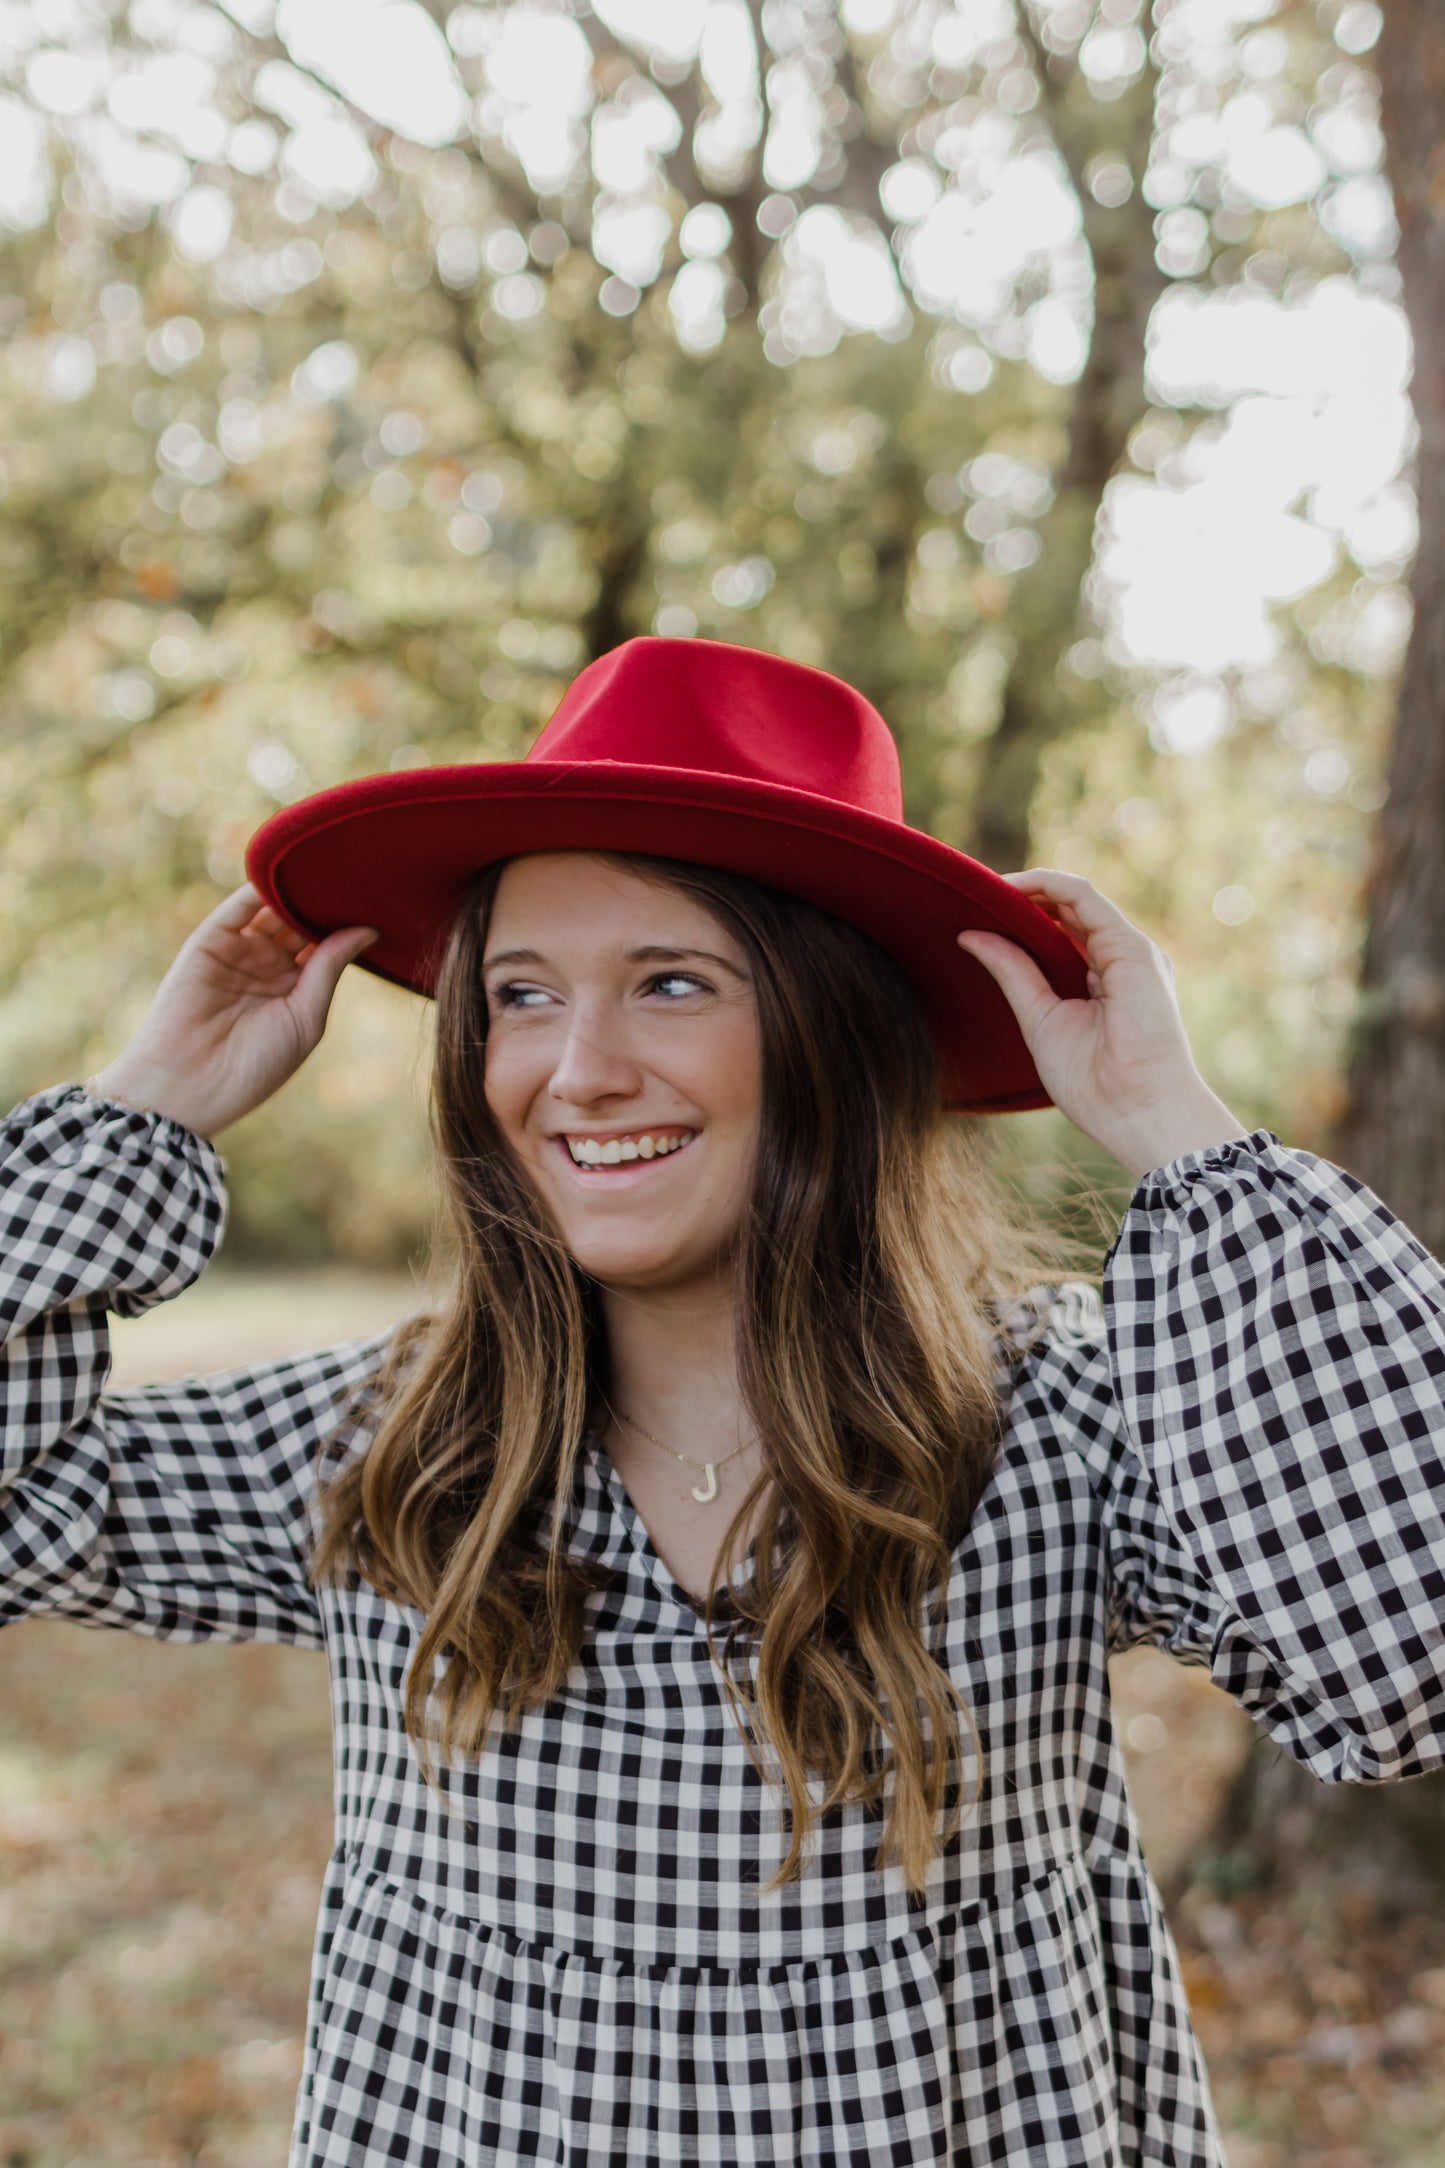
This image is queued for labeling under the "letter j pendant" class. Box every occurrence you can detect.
[606,1404,753,1507]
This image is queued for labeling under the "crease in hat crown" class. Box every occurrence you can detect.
[525,638,905,814]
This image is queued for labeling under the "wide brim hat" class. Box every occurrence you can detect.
[246,636,1088,1114]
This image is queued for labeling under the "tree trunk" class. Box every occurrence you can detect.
[1206,1739,1445,1916]
[1332,0,1445,1252]
[965,19,1164,872]
[1225,0,1445,1908]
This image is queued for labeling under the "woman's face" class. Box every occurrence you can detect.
[482,853,762,1293]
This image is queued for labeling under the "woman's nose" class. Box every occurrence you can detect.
[546,1002,641,1104]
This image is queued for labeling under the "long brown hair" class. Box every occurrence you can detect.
[313,851,1077,1890]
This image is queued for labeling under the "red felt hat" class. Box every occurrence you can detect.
[246,636,1087,1113]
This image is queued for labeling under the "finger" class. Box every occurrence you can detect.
[1001,869,1139,936]
[997,880,1093,963]
[956,929,1061,1041]
[245,905,309,957]
[290,927,379,1038]
[204,883,267,933]
[1004,871,1153,966]
[1032,909,1091,966]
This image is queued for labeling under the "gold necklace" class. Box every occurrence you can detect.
[605,1401,754,1505]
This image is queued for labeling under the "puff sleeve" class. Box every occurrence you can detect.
[0,1085,393,1647]
[1018,1129,1445,1783]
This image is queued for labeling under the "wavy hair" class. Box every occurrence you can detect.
[312,851,1076,1890]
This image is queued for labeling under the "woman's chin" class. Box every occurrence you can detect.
[565,1232,729,1294]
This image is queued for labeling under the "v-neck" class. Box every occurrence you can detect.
[584,1422,758,1621]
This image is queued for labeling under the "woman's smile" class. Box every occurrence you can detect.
[550,1127,700,1184]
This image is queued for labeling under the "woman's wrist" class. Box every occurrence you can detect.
[83,1058,217,1140]
[83,1067,153,1114]
[1106,1086,1252,1183]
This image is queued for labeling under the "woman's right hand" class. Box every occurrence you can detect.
[89,884,378,1139]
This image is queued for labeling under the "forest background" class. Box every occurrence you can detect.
[3,0,1445,2161]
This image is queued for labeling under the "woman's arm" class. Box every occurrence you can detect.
[1103,1128,1445,1782]
[1009,1135,1445,1783]
[969,874,1445,1777]
[0,1085,394,1643]
[2,882,386,1641]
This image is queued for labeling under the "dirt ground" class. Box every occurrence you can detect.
[1,1275,1442,2166]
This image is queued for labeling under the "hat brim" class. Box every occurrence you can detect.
[246,762,1089,1114]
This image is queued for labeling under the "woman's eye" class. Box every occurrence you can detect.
[490,973,709,1011]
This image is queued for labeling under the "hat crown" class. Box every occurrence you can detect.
[528,637,903,820]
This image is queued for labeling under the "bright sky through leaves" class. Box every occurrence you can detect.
[0,0,1406,695]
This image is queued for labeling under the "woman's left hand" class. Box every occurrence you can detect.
[957,869,1250,1181]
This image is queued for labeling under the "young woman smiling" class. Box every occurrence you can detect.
[3,637,1443,2168]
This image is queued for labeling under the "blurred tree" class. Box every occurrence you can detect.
[0,0,1412,1258]
[964,6,1164,870]
[1334,0,1445,1254]
[1218,0,1445,1911]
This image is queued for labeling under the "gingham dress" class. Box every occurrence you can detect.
[4,1085,1445,2166]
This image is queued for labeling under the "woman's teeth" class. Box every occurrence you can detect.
[565,1132,695,1166]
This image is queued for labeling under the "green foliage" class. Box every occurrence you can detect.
[0,0,1404,1258]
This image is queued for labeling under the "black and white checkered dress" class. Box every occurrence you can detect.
[5,1084,1445,2165]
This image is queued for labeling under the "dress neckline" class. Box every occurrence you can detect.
[584,1420,758,1621]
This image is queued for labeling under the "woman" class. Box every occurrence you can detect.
[3,636,1442,2167]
